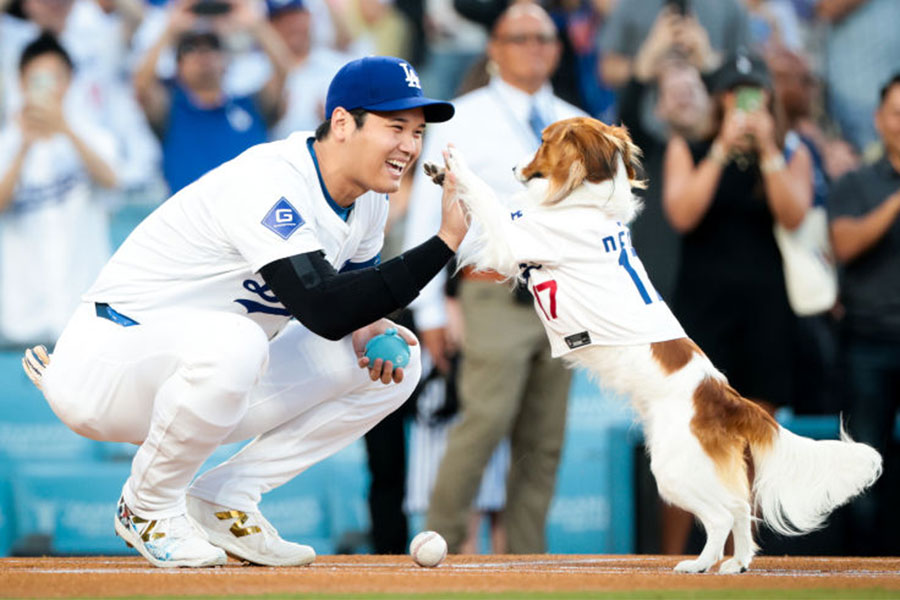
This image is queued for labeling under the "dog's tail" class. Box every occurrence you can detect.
[750,420,882,535]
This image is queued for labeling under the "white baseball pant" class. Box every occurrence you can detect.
[41,302,420,519]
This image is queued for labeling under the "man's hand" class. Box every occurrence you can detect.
[743,109,778,156]
[165,0,198,37]
[420,327,450,373]
[213,0,264,35]
[822,139,859,180]
[353,319,418,384]
[20,100,67,138]
[717,108,750,154]
[633,8,679,82]
[676,15,716,72]
[420,299,464,373]
[17,112,40,148]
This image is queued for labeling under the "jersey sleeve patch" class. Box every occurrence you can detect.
[262,197,305,240]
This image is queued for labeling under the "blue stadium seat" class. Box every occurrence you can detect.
[109,202,156,250]
[10,462,132,555]
[548,370,637,554]
[0,464,14,556]
[323,442,371,553]
[0,351,98,464]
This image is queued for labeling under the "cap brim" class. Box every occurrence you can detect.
[363,96,455,123]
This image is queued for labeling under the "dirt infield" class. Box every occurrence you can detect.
[3,555,899,598]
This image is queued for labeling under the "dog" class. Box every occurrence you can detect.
[424,117,882,573]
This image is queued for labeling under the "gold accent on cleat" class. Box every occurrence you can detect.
[131,516,166,542]
[214,510,262,538]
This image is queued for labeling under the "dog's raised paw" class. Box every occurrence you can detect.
[445,146,466,174]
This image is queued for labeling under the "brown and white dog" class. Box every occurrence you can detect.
[425,117,882,573]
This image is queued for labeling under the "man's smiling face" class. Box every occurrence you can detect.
[346,108,426,194]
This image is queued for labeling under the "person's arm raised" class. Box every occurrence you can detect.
[133,0,195,128]
[831,190,900,264]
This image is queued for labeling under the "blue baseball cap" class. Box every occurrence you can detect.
[266,0,305,17]
[325,56,455,123]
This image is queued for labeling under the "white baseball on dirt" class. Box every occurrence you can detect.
[409,531,447,568]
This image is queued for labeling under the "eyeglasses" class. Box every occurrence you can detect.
[494,33,557,46]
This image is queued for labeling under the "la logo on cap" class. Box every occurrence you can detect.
[736,54,752,75]
[400,62,421,90]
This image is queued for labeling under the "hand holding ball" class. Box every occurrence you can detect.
[364,328,410,368]
[409,531,447,568]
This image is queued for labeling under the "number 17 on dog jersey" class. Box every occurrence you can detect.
[511,209,685,358]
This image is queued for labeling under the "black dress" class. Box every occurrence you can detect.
[671,141,796,407]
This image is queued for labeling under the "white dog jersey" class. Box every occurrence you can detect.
[507,204,685,357]
[83,132,387,339]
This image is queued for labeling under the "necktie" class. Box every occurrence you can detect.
[528,102,546,147]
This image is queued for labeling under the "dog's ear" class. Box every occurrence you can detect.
[606,125,647,190]
[546,158,587,205]
[576,124,622,185]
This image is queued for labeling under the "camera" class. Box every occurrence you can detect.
[667,0,689,15]
[190,0,232,15]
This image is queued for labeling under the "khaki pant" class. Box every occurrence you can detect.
[425,281,571,553]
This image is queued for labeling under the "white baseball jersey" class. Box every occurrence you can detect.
[0,119,117,343]
[83,132,388,339]
[507,203,686,357]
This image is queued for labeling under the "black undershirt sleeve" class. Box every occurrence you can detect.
[260,235,455,341]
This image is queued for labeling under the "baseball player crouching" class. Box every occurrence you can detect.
[21,56,466,568]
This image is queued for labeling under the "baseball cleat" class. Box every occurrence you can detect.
[186,495,316,567]
[114,496,227,568]
[22,345,50,390]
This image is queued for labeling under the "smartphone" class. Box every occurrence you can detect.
[667,0,689,15]
[736,86,764,112]
[26,71,58,107]
[190,0,232,15]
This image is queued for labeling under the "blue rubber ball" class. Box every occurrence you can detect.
[364,328,411,368]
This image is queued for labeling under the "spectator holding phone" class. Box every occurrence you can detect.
[598,0,750,90]
[0,0,163,199]
[616,3,717,299]
[661,51,813,551]
[664,51,812,408]
[133,0,292,194]
[0,33,119,344]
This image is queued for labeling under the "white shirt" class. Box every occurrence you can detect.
[0,119,118,343]
[272,49,348,140]
[505,184,685,357]
[83,132,388,340]
[403,77,586,330]
[1,7,162,192]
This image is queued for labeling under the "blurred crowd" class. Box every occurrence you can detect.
[1,0,898,556]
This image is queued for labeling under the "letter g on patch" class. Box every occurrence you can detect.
[262,197,305,239]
